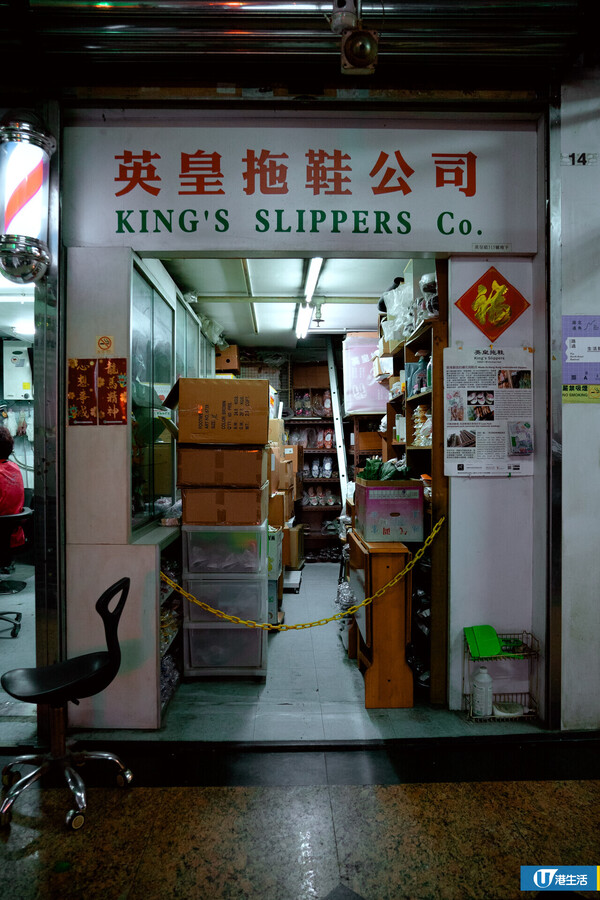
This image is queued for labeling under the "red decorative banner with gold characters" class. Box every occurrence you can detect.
[97,358,127,425]
[68,358,127,425]
[454,266,530,342]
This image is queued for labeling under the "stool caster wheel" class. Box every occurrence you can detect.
[116,768,133,788]
[1,767,20,789]
[66,809,85,830]
[0,808,12,827]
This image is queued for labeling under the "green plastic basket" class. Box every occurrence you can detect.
[464,625,527,660]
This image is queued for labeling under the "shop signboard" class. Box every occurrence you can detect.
[62,117,537,254]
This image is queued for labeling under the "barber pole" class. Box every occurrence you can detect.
[0,112,56,283]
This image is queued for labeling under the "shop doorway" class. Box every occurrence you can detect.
[96,252,477,744]
[63,246,548,746]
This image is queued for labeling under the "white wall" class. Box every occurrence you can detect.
[560,65,600,730]
[448,258,540,710]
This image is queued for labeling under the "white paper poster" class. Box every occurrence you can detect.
[443,347,533,476]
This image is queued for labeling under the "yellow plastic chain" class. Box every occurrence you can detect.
[160,516,445,632]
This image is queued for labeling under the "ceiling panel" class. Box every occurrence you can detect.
[248,259,305,298]
[161,256,416,348]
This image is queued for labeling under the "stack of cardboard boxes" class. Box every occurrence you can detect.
[164,377,271,676]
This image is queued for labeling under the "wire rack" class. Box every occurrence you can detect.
[463,631,540,721]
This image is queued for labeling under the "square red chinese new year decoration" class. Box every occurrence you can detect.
[455,266,530,342]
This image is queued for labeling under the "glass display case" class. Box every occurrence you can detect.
[131,267,174,528]
[130,266,214,530]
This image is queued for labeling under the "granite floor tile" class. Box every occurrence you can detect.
[0,783,156,900]
[329,780,600,900]
[1,777,599,899]
[128,785,340,900]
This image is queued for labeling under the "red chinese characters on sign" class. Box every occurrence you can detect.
[97,358,128,425]
[306,149,352,195]
[67,359,128,426]
[179,150,225,195]
[113,147,478,198]
[243,149,289,195]
[67,359,97,425]
[370,150,415,195]
[432,151,477,197]
[455,267,530,342]
[114,150,161,196]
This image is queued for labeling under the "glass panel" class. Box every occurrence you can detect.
[175,300,186,380]
[131,268,175,530]
[186,309,199,377]
[131,269,154,527]
[152,290,174,512]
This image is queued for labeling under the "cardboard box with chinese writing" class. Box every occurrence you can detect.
[283,524,305,569]
[268,418,285,446]
[177,445,268,487]
[268,488,294,528]
[278,457,294,490]
[267,444,280,494]
[181,482,269,526]
[355,477,424,543]
[164,378,270,445]
[282,445,304,473]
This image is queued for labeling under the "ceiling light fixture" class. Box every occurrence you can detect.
[304,256,323,305]
[295,303,313,340]
[296,257,324,340]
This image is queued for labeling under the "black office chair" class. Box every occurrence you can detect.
[0,577,133,830]
[0,507,34,637]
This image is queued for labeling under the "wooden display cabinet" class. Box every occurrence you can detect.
[347,529,414,708]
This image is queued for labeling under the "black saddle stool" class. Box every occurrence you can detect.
[0,577,133,830]
[0,507,34,637]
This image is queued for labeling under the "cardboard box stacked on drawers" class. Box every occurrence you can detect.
[165,377,270,525]
[264,419,305,567]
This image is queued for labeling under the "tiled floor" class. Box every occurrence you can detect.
[1,562,600,898]
[70,562,547,745]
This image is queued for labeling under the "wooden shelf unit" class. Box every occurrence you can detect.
[289,361,344,560]
[378,258,449,707]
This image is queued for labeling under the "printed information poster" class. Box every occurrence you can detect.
[443,347,534,476]
[562,315,600,402]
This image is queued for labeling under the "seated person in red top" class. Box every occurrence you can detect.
[0,426,25,551]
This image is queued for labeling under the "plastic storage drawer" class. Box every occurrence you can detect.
[182,521,267,575]
[184,624,265,671]
[182,574,268,624]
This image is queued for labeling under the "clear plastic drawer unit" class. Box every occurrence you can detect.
[182,520,268,575]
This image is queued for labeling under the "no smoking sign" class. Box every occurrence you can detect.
[96,335,113,353]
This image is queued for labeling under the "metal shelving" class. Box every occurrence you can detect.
[463,631,540,721]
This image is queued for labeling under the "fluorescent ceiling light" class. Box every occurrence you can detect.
[295,303,313,340]
[304,257,323,304]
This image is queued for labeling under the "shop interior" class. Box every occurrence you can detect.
[1,256,547,746]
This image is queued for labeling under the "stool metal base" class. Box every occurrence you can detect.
[0,580,27,595]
